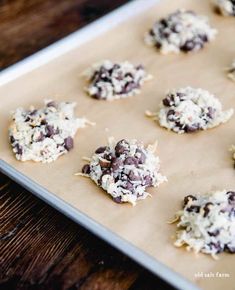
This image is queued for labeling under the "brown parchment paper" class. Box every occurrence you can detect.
[0,0,235,289]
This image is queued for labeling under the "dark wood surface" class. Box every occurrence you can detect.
[0,1,175,289]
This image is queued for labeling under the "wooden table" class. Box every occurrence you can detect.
[0,1,174,289]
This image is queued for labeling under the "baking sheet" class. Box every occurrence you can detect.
[0,0,235,289]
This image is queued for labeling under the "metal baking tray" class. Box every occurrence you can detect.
[1,1,234,289]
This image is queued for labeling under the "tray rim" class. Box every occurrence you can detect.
[0,160,199,290]
[0,1,200,289]
[1,0,157,85]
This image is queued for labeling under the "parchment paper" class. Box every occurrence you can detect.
[0,0,235,289]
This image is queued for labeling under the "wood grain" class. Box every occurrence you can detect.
[0,173,172,290]
[0,0,129,70]
[0,1,173,289]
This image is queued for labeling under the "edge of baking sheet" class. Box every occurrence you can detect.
[1,0,155,85]
[0,0,200,289]
[0,160,199,290]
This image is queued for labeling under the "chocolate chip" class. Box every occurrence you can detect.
[113,196,122,203]
[128,170,141,181]
[113,64,120,70]
[124,157,138,166]
[15,144,23,155]
[115,140,129,156]
[167,109,175,121]
[185,123,199,133]
[149,29,155,36]
[46,125,55,137]
[97,67,110,83]
[208,242,223,254]
[229,67,235,74]
[208,229,220,237]
[102,169,111,176]
[136,64,144,70]
[25,116,30,122]
[184,195,197,206]
[125,181,134,192]
[227,191,235,205]
[229,207,235,218]
[10,135,15,144]
[111,157,123,171]
[95,146,107,154]
[103,153,113,161]
[135,149,146,164]
[186,205,200,213]
[159,19,168,27]
[64,136,74,151]
[162,97,171,107]
[122,82,138,94]
[225,243,235,254]
[207,107,215,119]
[90,71,100,82]
[163,94,177,107]
[99,159,111,168]
[176,92,185,100]
[30,109,37,116]
[203,202,213,217]
[125,72,133,78]
[37,132,45,142]
[155,41,162,49]
[144,175,152,186]
[163,30,170,38]
[92,87,102,99]
[199,34,208,42]
[181,40,195,52]
[100,66,108,74]
[41,119,47,125]
[46,101,57,108]
[82,164,90,174]
[139,153,146,164]
[100,75,110,82]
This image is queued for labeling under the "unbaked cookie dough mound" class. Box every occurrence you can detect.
[156,87,233,134]
[81,138,166,205]
[214,0,235,16]
[145,9,217,54]
[173,190,235,257]
[85,60,151,100]
[227,60,235,81]
[9,100,89,163]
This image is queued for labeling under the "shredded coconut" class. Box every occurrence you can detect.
[81,138,166,205]
[214,0,235,16]
[151,87,233,134]
[84,60,151,100]
[145,9,217,54]
[9,100,89,163]
[173,190,235,257]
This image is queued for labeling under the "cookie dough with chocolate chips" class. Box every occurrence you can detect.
[227,60,235,81]
[80,138,166,205]
[145,9,217,54]
[150,87,233,134]
[173,190,235,257]
[214,0,235,16]
[84,60,151,100]
[9,100,89,163]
